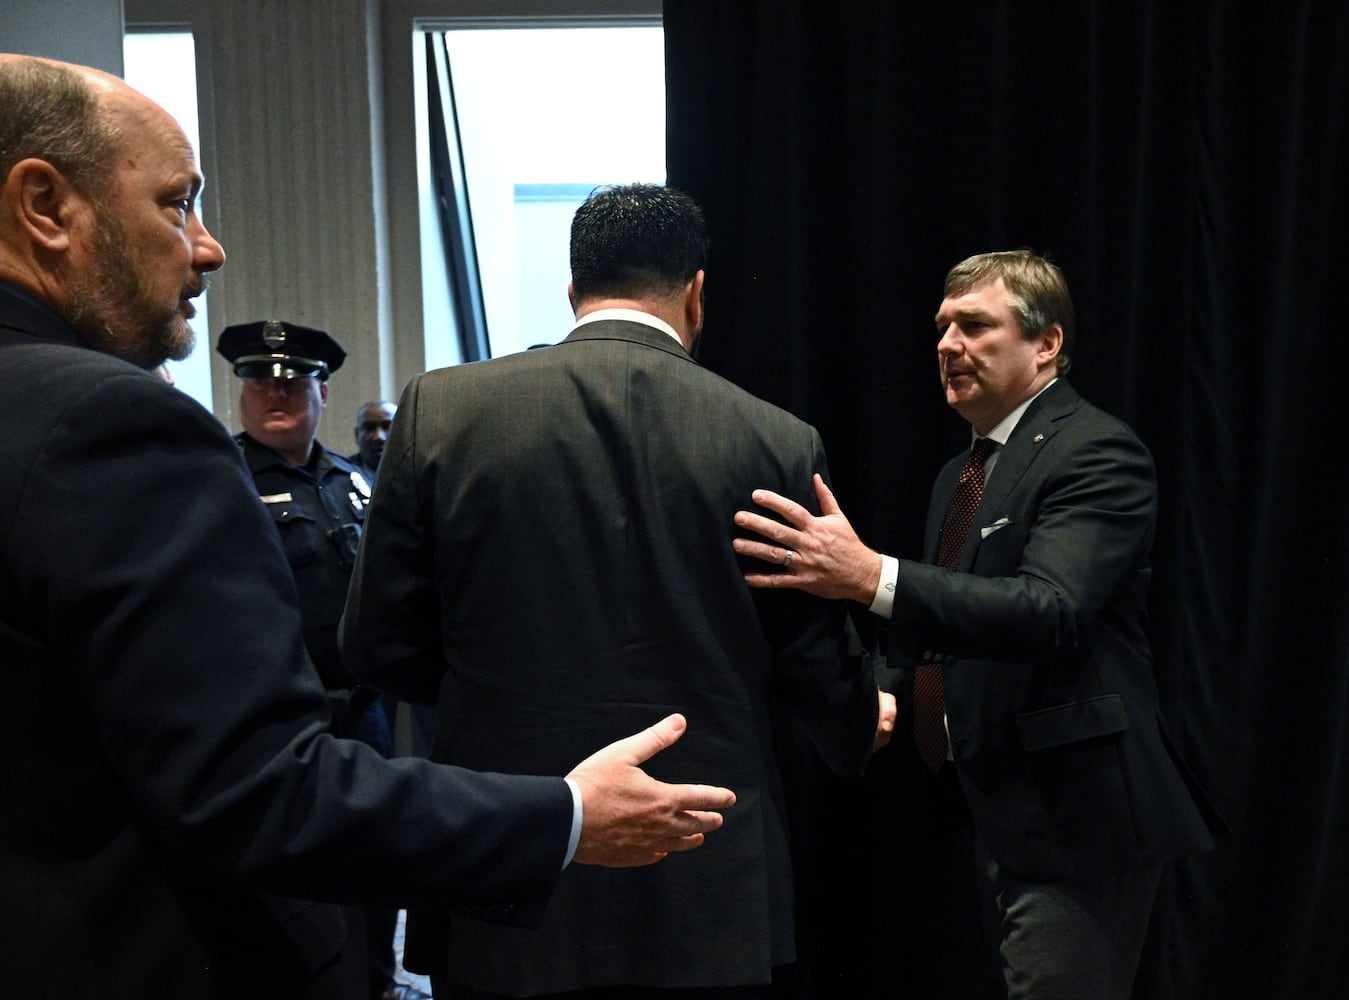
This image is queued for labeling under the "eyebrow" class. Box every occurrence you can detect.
[935,305,992,325]
[163,169,203,200]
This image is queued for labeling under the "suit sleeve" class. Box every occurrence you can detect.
[10,369,570,909]
[753,426,879,775]
[340,374,448,704]
[890,424,1157,664]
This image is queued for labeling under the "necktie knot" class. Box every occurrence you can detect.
[969,436,996,466]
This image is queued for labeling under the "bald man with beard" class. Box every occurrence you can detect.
[0,54,733,999]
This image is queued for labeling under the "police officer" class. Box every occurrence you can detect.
[217,320,430,1000]
[217,321,372,695]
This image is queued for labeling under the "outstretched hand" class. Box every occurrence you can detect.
[566,713,736,868]
[732,474,883,605]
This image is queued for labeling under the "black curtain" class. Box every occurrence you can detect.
[665,1,1349,996]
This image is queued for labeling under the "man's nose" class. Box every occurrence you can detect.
[937,323,965,356]
[190,216,226,273]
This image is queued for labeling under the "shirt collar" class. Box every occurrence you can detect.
[979,377,1058,446]
[572,308,684,347]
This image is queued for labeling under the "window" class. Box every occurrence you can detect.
[419,25,666,366]
[122,29,212,409]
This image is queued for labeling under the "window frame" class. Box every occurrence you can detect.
[377,0,662,383]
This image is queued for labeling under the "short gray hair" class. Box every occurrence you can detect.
[944,250,1075,375]
[0,56,120,200]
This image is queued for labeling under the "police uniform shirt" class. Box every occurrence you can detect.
[237,432,371,689]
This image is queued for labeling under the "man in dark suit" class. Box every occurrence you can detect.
[0,54,733,999]
[733,250,1224,999]
[340,183,891,998]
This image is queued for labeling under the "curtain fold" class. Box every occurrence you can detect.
[665,1,1349,995]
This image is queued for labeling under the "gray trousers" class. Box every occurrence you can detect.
[974,834,1163,1000]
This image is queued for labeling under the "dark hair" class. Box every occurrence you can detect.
[944,250,1075,375]
[0,57,120,200]
[569,183,709,303]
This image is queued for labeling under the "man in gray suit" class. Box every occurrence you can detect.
[733,250,1224,999]
[341,183,893,997]
[0,55,733,999]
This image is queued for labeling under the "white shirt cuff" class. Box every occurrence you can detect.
[562,777,583,867]
[868,554,899,619]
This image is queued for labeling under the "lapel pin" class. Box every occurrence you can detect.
[1033,433,1045,443]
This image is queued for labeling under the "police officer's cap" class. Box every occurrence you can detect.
[216,319,346,381]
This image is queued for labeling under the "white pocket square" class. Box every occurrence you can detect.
[980,517,1013,539]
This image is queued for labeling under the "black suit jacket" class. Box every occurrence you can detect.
[341,318,878,993]
[883,379,1223,880]
[0,283,572,998]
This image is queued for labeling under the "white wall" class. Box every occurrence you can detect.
[122,0,387,438]
[24,0,659,436]
[1,0,124,73]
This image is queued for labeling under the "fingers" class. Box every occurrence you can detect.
[677,794,735,819]
[636,801,732,861]
[741,569,795,589]
[626,832,709,866]
[732,537,794,567]
[733,508,792,546]
[659,797,734,838]
[874,690,897,751]
[653,807,727,857]
[747,487,808,526]
[661,833,705,855]
[813,473,843,516]
[879,691,897,731]
[731,507,803,571]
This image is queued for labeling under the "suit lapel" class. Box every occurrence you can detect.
[978,380,1080,521]
[934,380,1082,569]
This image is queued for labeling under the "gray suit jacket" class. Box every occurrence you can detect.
[884,379,1224,880]
[342,318,878,992]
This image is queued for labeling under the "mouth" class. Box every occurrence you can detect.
[180,277,208,317]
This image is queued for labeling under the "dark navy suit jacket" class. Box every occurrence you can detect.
[883,378,1224,880]
[0,283,571,998]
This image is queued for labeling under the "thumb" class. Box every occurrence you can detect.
[814,473,843,516]
[613,712,687,766]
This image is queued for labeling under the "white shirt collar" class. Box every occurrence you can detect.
[979,377,1058,446]
[571,308,684,348]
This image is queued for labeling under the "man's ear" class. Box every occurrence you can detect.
[567,281,577,315]
[685,269,706,331]
[1037,323,1063,368]
[6,159,81,252]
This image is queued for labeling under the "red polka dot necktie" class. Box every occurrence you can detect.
[912,436,996,772]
